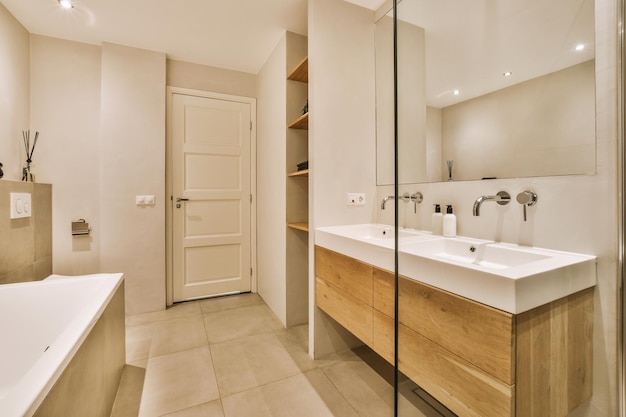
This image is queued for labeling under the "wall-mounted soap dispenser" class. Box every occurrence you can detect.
[443,205,457,237]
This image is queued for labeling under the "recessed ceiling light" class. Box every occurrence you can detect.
[503,71,513,77]
[575,44,585,51]
[453,89,460,96]
[58,0,74,9]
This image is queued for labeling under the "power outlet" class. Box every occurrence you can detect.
[347,193,366,206]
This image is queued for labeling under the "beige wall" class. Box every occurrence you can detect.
[0,3,29,181]
[257,33,288,325]
[167,59,256,98]
[20,33,167,314]
[100,43,166,314]
[30,35,102,276]
[309,0,378,356]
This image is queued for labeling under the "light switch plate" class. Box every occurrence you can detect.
[136,195,156,206]
[10,193,32,219]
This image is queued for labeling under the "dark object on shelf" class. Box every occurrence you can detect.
[0,162,3,178]
[302,99,308,115]
[297,161,308,171]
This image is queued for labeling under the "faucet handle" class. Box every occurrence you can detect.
[410,192,423,203]
[516,190,537,221]
[410,192,423,213]
[516,190,537,206]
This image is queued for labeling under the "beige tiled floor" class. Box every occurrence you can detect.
[111,293,449,417]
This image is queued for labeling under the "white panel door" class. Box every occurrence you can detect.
[171,93,252,302]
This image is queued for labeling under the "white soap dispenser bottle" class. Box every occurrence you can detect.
[443,205,457,237]
[431,204,443,235]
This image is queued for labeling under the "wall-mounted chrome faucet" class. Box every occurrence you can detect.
[516,190,538,221]
[381,192,423,211]
[472,191,511,216]
[381,195,396,210]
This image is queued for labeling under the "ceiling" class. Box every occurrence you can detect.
[1,0,594,106]
[0,0,309,74]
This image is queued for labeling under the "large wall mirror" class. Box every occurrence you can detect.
[376,0,596,185]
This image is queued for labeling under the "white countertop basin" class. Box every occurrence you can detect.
[315,224,597,314]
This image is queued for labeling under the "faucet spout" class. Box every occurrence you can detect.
[472,191,511,216]
[381,195,395,210]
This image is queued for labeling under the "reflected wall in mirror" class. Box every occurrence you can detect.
[376,0,596,185]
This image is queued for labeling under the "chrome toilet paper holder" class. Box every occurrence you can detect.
[71,219,90,236]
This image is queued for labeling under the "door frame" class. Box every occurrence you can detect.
[166,86,257,306]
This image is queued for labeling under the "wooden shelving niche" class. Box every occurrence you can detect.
[286,54,309,233]
[287,56,308,83]
[288,113,309,130]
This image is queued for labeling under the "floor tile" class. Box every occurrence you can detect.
[398,384,456,417]
[162,400,225,417]
[127,302,202,326]
[271,328,316,372]
[321,359,394,417]
[197,292,264,314]
[210,330,314,397]
[203,304,283,344]
[149,314,208,358]
[124,295,446,417]
[126,323,155,364]
[139,346,220,417]
[110,365,146,417]
[221,369,360,417]
[285,323,309,352]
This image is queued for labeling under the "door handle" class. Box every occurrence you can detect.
[175,197,189,208]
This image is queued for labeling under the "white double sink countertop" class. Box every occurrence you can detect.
[315,224,596,314]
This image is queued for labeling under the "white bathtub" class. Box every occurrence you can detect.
[0,273,124,417]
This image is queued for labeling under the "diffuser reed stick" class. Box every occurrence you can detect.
[21,130,40,182]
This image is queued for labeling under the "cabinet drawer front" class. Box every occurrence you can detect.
[399,276,514,384]
[515,288,594,417]
[373,310,394,364]
[315,277,373,346]
[399,325,514,417]
[315,246,373,305]
[373,268,395,317]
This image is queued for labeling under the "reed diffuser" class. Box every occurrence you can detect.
[22,130,39,182]
[446,160,454,181]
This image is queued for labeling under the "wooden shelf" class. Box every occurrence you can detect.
[287,222,309,232]
[288,112,308,130]
[287,57,308,82]
[287,169,309,177]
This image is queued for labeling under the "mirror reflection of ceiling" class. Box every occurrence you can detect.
[398,0,595,108]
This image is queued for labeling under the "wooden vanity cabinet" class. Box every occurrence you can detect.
[315,246,593,417]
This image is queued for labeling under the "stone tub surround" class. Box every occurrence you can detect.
[0,180,52,284]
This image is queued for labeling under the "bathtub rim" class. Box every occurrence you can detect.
[0,272,124,417]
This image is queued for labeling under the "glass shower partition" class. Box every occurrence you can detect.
[392,0,597,416]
